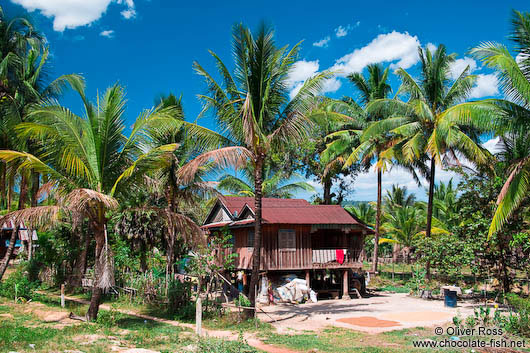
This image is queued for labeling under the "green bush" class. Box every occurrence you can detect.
[502,294,530,337]
[168,279,192,315]
[0,263,40,301]
[96,306,125,327]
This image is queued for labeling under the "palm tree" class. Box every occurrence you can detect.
[180,23,329,312]
[217,164,314,198]
[0,6,43,209]
[453,10,530,237]
[346,202,375,226]
[142,93,216,284]
[0,83,193,320]
[384,184,416,210]
[379,206,423,263]
[365,45,491,265]
[322,64,395,273]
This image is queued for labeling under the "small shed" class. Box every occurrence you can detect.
[202,196,373,299]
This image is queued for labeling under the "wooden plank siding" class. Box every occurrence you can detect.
[219,224,364,271]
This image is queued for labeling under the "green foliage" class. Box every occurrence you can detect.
[409,264,426,295]
[196,336,257,353]
[502,294,530,337]
[96,306,125,328]
[234,293,251,307]
[0,263,40,301]
[168,279,195,320]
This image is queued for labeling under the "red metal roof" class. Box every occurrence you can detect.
[214,196,367,227]
[219,196,310,215]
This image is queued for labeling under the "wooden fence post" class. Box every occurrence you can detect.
[195,296,202,336]
[61,283,65,308]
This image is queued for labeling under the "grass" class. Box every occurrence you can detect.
[0,297,257,353]
[204,312,274,333]
[260,325,530,353]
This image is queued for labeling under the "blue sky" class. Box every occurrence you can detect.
[4,0,530,201]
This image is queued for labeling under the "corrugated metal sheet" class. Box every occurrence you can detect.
[210,196,369,229]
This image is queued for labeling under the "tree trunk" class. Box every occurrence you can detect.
[0,162,6,209]
[30,171,39,207]
[7,172,14,210]
[372,167,382,274]
[425,158,436,280]
[165,183,178,286]
[0,228,17,281]
[86,218,105,321]
[68,230,90,287]
[139,242,148,273]
[18,173,28,210]
[323,176,333,205]
[248,156,264,317]
[0,175,28,281]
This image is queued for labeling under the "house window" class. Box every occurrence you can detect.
[247,230,255,248]
[278,229,296,251]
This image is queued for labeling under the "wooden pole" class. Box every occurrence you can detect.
[342,270,350,300]
[61,284,65,308]
[195,296,202,336]
[305,270,310,288]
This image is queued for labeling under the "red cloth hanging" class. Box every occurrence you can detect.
[336,249,345,264]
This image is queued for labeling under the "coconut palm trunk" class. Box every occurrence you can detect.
[373,166,382,273]
[87,215,106,321]
[425,157,436,279]
[0,174,27,281]
[0,228,17,280]
[323,176,333,205]
[248,156,264,314]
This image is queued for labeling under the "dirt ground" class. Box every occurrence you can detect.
[257,292,480,334]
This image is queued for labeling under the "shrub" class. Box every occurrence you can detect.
[96,306,124,327]
[501,294,530,337]
[0,263,40,301]
[168,279,192,315]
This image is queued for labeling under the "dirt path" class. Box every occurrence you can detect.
[42,293,298,353]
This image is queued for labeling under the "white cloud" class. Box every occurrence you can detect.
[426,42,437,53]
[313,36,330,48]
[322,78,342,94]
[335,25,348,38]
[482,137,501,154]
[11,0,136,31]
[287,60,319,99]
[287,60,319,87]
[100,29,114,38]
[330,31,421,76]
[120,8,136,19]
[287,60,342,99]
[469,74,499,99]
[449,57,477,80]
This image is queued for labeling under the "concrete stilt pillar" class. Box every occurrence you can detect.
[305,270,311,288]
[342,270,350,300]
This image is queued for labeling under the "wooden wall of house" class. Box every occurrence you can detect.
[221,224,364,271]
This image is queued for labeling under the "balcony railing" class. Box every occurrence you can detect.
[312,249,362,268]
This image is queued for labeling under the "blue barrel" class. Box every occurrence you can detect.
[444,289,457,307]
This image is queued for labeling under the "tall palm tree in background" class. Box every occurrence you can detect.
[346,203,376,226]
[142,93,214,284]
[181,23,329,312]
[322,64,392,273]
[379,206,423,263]
[384,184,416,210]
[0,83,187,320]
[217,164,315,198]
[454,10,530,237]
[365,46,491,278]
